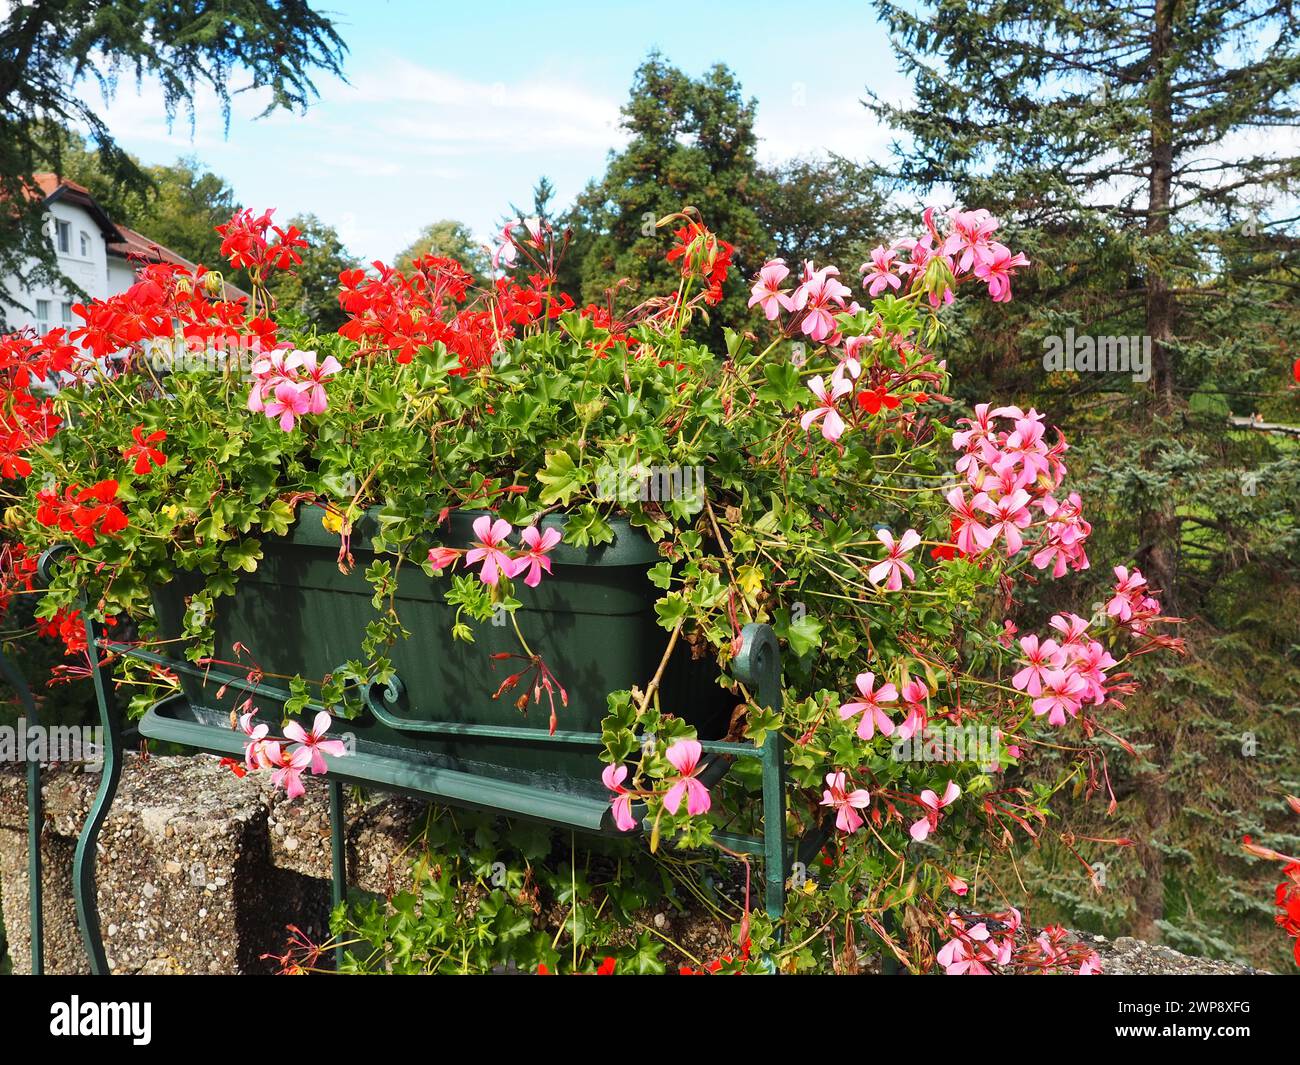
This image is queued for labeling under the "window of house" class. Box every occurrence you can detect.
[36,300,50,329]
[55,219,70,254]
[80,231,91,257]
[61,302,73,326]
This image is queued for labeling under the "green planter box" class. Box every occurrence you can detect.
[139,507,733,825]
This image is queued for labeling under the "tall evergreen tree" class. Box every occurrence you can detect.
[563,53,771,328]
[873,0,1300,961]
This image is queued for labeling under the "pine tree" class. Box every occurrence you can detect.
[873,0,1300,960]
[563,53,771,329]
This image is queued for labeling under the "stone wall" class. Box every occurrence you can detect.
[0,754,1267,975]
[0,754,426,974]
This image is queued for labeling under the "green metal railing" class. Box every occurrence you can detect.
[19,546,813,974]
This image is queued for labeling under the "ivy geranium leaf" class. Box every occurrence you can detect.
[774,606,823,657]
[757,361,804,410]
[222,539,263,574]
[536,450,585,506]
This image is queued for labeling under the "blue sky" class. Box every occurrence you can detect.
[82,1,908,261]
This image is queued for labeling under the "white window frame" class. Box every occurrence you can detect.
[36,299,51,330]
[61,302,74,326]
[79,230,91,258]
[55,219,71,254]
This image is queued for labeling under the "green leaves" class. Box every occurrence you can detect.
[757,360,806,409]
[221,539,263,574]
[536,450,584,506]
[774,606,824,658]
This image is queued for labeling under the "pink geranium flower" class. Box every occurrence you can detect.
[976,487,1032,556]
[265,380,311,432]
[1011,634,1065,696]
[860,245,904,297]
[1106,565,1149,622]
[820,771,871,833]
[283,710,348,775]
[792,263,852,342]
[974,243,1030,302]
[270,745,313,800]
[664,739,711,816]
[946,487,995,555]
[465,515,515,586]
[602,764,638,832]
[511,525,562,588]
[427,546,461,573]
[800,373,852,442]
[1031,669,1088,726]
[910,780,961,841]
[839,671,898,740]
[290,350,341,414]
[867,528,921,592]
[747,259,794,320]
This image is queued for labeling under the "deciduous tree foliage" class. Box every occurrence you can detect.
[0,0,346,324]
[873,0,1300,966]
[395,219,490,281]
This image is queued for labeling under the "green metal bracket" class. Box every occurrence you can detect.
[40,545,124,976]
[731,623,788,926]
[328,780,347,971]
[0,643,43,974]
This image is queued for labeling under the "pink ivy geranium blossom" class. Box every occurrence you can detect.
[263,380,311,432]
[492,219,519,270]
[792,262,852,342]
[240,712,279,772]
[839,671,898,740]
[292,350,342,414]
[601,764,638,832]
[867,528,922,591]
[975,243,1030,302]
[747,259,794,320]
[942,208,1001,272]
[800,373,852,442]
[270,745,313,800]
[1071,640,1118,705]
[511,525,562,587]
[1031,669,1089,726]
[860,245,904,297]
[663,739,711,816]
[283,710,348,775]
[820,771,871,833]
[975,487,1033,556]
[1106,565,1149,622]
[946,487,996,555]
[896,675,931,741]
[910,780,961,841]
[427,546,461,573]
[465,515,515,586]
[1049,611,1091,653]
[1011,634,1066,697]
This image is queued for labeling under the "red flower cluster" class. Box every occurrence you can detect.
[338,256,557,370]
[67,262,273,364]
[215,208,307,273]
[0,541,38,620]
[1,332,68,479]
[36,479,128,546]
[666,221,734,305]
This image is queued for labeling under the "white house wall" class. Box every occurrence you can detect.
[3,200,121,333]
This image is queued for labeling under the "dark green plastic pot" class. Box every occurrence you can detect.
[147,506,731,804]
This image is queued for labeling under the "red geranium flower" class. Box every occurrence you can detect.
[123,425,168,474]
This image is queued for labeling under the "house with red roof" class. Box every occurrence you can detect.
[7,173,245,335]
